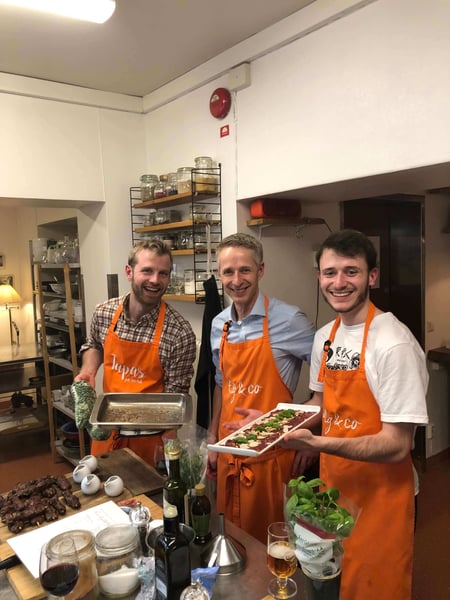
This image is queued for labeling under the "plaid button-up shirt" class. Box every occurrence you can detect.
[80,294,196,393]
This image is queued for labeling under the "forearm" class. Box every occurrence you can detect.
[283,422,415,464]
[75,348,103,386]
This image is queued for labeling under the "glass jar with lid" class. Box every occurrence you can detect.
[95,524,142,598]
[167,172,178,196]
[177,167,193,194]
[47,530,98,600]
[194,156,213,169]
[154,175,167,199]
[194,156,217,193]
[140,174,159,201]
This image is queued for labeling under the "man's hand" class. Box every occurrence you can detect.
[290,449,320,478]
[74,371,96,389]
[222,407,263,432]
[206,450,218,480]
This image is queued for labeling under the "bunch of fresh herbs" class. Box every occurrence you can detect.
[286,476,355,538]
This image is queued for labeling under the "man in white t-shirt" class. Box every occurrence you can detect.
[281,229,428,600]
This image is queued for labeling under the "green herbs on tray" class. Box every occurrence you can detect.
[286,476,355,538]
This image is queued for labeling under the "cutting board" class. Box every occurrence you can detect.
[96,447,165,496]
[3,494,161,600]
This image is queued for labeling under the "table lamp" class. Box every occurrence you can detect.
[0,283,22,346]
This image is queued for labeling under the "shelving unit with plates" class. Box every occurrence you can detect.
[130,164,223,303]
[34,262,88,464]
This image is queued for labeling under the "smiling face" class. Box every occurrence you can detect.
[126,248,171,311]
[218,246,264,320]
[318,248,378,325]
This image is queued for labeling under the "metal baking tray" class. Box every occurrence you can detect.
[89,392,192,435]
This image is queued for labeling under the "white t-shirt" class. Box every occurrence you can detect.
[310,312,429,425]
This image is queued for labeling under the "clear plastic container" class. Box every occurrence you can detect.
[177,167,193,194]
[95,524,142,598]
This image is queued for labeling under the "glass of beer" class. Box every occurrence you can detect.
[267,522,298,599]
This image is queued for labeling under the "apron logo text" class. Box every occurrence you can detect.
[227,380,263,403]
[111,353,145,383]
[323,408,362,435]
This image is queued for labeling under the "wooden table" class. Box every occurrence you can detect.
[1,448,313,600]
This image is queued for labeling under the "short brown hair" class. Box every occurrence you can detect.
[217,233,263,266]
[128,239,173,269]
[316,229,378,271]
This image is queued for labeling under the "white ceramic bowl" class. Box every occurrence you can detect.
[81,473,101,495]
[72,463,91,483]
[104,475,124,497]
[79,454,98,472]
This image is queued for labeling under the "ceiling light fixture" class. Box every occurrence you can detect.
[0,0,116,24]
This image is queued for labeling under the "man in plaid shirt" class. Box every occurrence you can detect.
[76,239,196,466]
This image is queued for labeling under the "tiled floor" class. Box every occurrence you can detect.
[0,427,449,599]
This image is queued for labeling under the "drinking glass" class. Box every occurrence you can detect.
[39,537,79,598]
[267,522,298,599]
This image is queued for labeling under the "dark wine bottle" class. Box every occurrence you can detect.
[163,448,187,524]
[191,483,212,545]
[154,505,191,600]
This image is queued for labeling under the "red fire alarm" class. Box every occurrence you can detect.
[209,87,231,119]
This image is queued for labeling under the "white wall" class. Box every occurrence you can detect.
[236,0,450,198]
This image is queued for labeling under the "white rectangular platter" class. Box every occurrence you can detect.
[207,403,320,458]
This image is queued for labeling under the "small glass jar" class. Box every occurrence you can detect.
[184,270,195,295]
[153,175,167,199]
[95,524,142,598]
[143,208,156,227]
[140,174,159,201]
[167,172,178,195]
[195,271,207,299]
[47,530,98,600]
[177,167,193,194]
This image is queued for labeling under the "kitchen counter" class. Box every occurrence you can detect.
[427,346,450,365]
[0,451,314,599]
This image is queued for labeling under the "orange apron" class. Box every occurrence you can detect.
[90,301,167,467]
[217,296,295,543]
[319,303,414,600]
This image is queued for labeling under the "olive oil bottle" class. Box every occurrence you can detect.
[155,505,191,600]
[163,448,187,524]
[191,483,212,545]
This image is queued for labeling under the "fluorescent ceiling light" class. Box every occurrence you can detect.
[0,0,116,23]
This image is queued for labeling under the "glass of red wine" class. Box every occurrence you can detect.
[39,536,79,598]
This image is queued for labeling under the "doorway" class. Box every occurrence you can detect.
[342,194,424,345]
[342,194,426,467]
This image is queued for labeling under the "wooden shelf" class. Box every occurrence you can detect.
[132,190,219,209]
[135,219,193,233]
[164,293,196,303]
[247,217,326,227]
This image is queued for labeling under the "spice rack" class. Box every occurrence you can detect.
[130,165,223,303]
